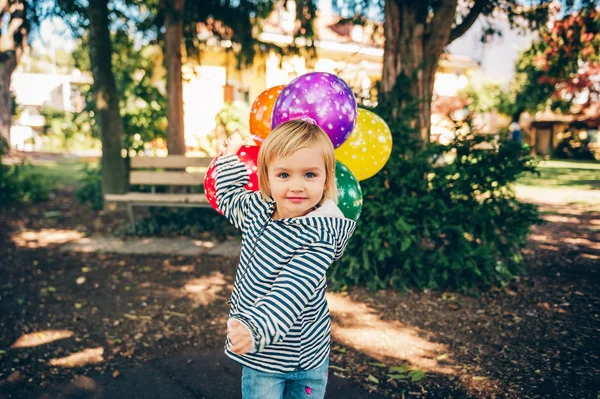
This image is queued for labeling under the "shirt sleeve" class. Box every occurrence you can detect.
[230,238,336,352]
[214,155,254,231]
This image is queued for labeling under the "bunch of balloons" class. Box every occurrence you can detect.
[204,72,393,221]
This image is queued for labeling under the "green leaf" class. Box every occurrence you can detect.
[367,374,379,384]
[388,365,409,374]
[44,211,62,219]
[400,237,411,252]
[409,369,426,382]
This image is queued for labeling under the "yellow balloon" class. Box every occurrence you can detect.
[334,108,392,181]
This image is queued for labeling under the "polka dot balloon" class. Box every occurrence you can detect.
[249,85,285,140]
[204,145,261,215]
[271,72,357,148]
[334,108,393,181]
[335,161,362,221]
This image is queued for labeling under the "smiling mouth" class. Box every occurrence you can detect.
[287,197,306,202]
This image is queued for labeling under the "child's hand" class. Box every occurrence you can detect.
[227,319,254,355]
[222,133,245,157]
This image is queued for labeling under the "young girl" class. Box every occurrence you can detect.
[214,120,356,399]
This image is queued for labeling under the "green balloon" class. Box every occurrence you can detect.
[335,161,363,221]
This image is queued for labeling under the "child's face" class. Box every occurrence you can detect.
[267,145,327,219]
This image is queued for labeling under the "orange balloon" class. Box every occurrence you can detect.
[249,85,285,139]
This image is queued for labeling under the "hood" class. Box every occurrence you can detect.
[291,200,356,261]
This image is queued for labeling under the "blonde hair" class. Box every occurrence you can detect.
[258,120,338,205]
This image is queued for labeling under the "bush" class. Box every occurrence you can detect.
[330,82,541,292]
[131,207,240,239]
[553,125,599,160]
[75,165,104,210]
[0,137,51,206]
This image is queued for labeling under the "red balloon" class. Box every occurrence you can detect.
[204,145,261,214]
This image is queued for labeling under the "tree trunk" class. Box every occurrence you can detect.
[381,0,458,146]
[87,0,128,197]
[164,0,186,155]
[0,53,16,145]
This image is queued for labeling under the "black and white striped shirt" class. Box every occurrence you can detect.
[215,155,356,374]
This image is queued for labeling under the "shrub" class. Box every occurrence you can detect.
[75,165,104,210]
[330,83,541,292]
[553,124,599,160]
[0,137,51,206]
[131,207,240,239]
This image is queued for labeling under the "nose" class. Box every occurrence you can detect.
[290,179,305,192]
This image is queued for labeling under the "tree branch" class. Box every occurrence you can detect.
[448,0,489,44]
[425,0,458,58]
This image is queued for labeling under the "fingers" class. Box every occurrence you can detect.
[227,319,253,354]
[228,332,252,354]
[223,134,245,156]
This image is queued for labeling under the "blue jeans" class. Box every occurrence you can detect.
[241,359,329,399]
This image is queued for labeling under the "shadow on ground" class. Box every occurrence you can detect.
[1,193,599,398]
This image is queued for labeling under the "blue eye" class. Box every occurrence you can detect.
[305,172,316,178]
[277,172,289,179]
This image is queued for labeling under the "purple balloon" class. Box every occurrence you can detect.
[271,72,357,148]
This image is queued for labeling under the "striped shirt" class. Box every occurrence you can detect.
[215,155,356,374]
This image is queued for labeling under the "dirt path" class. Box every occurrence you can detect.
[1,190,598,398]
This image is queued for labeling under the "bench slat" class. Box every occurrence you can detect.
[130,171,205,186]
[105,192,209,204]
[131,155,213,169]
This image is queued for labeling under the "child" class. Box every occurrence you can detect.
[214,120,356,399]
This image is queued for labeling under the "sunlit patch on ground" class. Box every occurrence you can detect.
[538,244,560,251]
[162,260,195,273]
[11,229,83,248]
[327,293,455,375]
[563,237,600,250]
[183,272,228,306]
[48,347,104,368]
[542,214,581,224]
[11,330,74,349]
[193,240,215,249]
[529,233,550,242]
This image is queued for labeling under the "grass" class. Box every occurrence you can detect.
[27,158,98,189]
[517,159,600,190]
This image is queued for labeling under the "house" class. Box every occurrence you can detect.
[520,105,600,156]
[9,70,90,151]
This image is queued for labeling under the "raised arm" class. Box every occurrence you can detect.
[214,134,255,230]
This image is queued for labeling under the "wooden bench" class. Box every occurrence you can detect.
[104,155,214,227]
